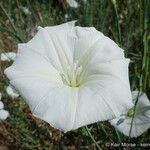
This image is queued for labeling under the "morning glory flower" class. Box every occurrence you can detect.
[6,85,19,98]
[110,91,150,137]
[5,21,133,132]
[1,52,16,61]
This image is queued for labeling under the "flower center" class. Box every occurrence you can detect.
[60,61,83,87]
[126,108,135,117]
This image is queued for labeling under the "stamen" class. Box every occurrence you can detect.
[60,61,83,87]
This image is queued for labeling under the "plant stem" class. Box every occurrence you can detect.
[128,91,140,139]
[114,6,121,44]
[85,0,93,26]
[85,126,102,150]
[111,0,121,44]
[142,0,149,91]
[0,3,17,32]
[128,0,149,139]
[0,3,24,42]
[115,129,122,143]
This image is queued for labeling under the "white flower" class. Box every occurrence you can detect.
[20,6,31,15]
[0,109,9,121]
[5,21,133,132]
[1,52,16,61]
[65,14,69,19]
[66,0,78,8]
[110,91,150,137]
[0,93,9,121]
[0,101,4,110]
[6,85,19,98]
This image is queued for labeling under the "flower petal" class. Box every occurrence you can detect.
[66,0,78,8]
[73,27,103,61]
[0,109,9,120]
[132,91,150,108]
[74,29,125,67]
[17,21,76,72]
[6,85,19,98]
[88,36,125,62]
[10,77,78,132]
[110,91,150,137]
[5,47,62,83]
[0,101,4,110]
[73,74,133,129]
[1,52,16,61]
[110,116,150,137]
[84,59,130,87]
[45,21,77,68]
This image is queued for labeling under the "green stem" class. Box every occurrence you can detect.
[0,3,24,42]
[128,91,140,139]
[0,3,17,32]
[128,0,149,139]
[114,5,121,44]
[0,24,23,42]
[85,126,102,150]
[111,0,121,44]
[142,0,149,91]
[97,123,114,142]
[86,0,93,26]
[98,123,109,139]
[115,129,122,143]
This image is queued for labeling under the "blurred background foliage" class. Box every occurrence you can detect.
[0,0,150,149]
